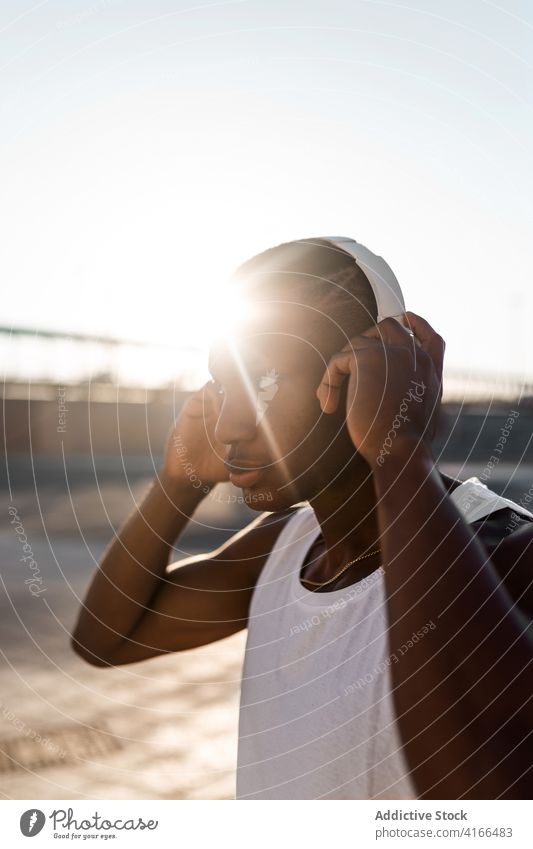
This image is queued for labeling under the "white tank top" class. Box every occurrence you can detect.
[236,478,533,800]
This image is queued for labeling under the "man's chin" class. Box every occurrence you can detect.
[239,482,303,512]
[239,486,276,511]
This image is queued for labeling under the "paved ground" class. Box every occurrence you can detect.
[1,462,531,800]
[0,530,246,800]
[0,476,251,800]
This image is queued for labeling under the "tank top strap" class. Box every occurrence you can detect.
[255,504,320,587]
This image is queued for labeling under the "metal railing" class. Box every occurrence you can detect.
[1,325,532,402]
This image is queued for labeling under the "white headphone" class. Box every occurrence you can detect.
[308,236,406,324]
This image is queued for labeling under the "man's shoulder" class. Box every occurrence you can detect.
[440,471,533,618]
[470,504,533,557]
[220,504,303,565]
[255,502,309,531]
[482,510,533,620]
[439,470,533,542]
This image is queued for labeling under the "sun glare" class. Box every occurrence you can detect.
[201,284,253,350]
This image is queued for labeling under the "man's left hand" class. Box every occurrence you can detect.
[315,311,445,468]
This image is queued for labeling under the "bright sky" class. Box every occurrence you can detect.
[1,0,532,385]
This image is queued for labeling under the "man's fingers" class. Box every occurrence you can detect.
[316,350,355,413]
[400,311,437,340]
[346,317,419,351]
[318,322,411,413]
[317,313,445,414]
[400,311,445,374]
[186,381,221,419]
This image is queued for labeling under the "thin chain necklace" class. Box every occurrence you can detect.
[301,547,381,589]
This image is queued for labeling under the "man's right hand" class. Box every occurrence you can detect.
[162,381,229,490]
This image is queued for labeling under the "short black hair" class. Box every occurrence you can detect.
[232,238,378,338]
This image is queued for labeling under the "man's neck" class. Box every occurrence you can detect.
[304,464,462,591]
[306,463,381,588]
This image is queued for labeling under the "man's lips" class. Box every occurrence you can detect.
[224,461,267,488]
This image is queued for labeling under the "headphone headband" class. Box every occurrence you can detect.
[321,236,406,324]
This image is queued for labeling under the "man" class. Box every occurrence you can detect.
[71,237,533,799]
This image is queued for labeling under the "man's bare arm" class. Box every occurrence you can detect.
[70,469,205,665]
[71,466,294,667]
[101,506,294,666]
[318,309,533,799]
[71,380,294,667]
[373,437,533,799]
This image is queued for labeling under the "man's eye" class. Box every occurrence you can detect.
[211,373,279,396]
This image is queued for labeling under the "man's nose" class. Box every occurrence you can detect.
[214,389,257,446]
